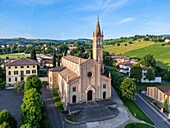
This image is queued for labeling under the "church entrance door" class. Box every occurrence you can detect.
[87,90,93,101]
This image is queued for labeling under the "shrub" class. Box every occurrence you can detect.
[117,43,120,46]
[0,109,17,128]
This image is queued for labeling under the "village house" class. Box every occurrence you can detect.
[5,58,39,87]
[48,19,111,109]
[147,86,170,104]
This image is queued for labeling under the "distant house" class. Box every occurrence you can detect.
[111,56,130,64]
[5,58,39,87]
[147,86,170,104]
[1,59,16,69]
[117,62,161,83]
[67,46,77,54]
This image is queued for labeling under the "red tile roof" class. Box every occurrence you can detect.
[157,86,170,95]
[5,58,38,66]
[63,55,88,65]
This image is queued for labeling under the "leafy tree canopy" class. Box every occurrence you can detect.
[140,54,156,68]
[120,77,136,100]
[130,65,142,83]
[24,75,42,94]
[14,81,25,94]
[0,109,17,128]
[145,68,155,82]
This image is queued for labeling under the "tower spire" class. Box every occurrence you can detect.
[96,16,101,36]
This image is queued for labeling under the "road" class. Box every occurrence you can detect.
[134,93,170,128]
[41,87,63,128]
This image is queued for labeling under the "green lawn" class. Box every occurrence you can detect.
[52,90,64,111]
[124,43,170,68]
[0,53,27,59]
[125,123,154,128]
[104,41,155,55]
[123,99,153,124]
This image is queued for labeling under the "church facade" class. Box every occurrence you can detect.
[48,19,111,108]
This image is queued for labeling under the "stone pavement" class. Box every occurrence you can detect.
[0,89,23,127]
[64,87,142,128]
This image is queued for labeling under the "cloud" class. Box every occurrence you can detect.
[78,0,129,13]
[116,17,135,25]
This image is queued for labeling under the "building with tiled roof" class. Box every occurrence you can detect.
[5,58,38,87]
[48,19,111,109]
[147,86,170,104]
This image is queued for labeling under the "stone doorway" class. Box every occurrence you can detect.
[103,92,106,99]
[87,90,92,101]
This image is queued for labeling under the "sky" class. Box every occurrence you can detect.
[0,0,170,39]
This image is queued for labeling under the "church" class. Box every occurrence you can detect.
[48,19,111,108]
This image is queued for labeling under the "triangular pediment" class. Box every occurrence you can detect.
[85,85,96,93]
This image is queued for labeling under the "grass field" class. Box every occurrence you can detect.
[0,53,27,59]
[124,43,170,68]
[104,41,170,68]
[104,41,155,55]
[123,99,154,124]
[125,123,154,128]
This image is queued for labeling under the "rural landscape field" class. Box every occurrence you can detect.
[104,40,170,68]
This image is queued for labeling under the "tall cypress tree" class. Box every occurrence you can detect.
[31,49,37,60]
[53,50,56,67]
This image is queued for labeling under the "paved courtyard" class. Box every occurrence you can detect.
[64,87,142,128]
[0,89,23,127]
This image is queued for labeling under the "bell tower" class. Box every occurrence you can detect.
[93,17,103,64]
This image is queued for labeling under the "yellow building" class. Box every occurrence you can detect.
[48,19,111,107]
[147,86,170,104]
[5,58,39,87]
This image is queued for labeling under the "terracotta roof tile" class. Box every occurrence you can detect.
[59,67,79,83]
[5,58,38,66]
[157,86,170,95]
[63,55,88,65]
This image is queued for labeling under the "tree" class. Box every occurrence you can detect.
[145,68,155,82]
[141,54,156,68]
[14,81,25,94]
[30,49,37,60]
[0,109,17,128]
[130,65,142,83]
[21,88,42,127]
[120,77,136,100]
[0,122,10,128]
[52,50,56,68]
[20,123,32,128]
[24,75,42,94]
[163,98,169,112]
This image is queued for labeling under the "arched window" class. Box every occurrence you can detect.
[72,95,76,103]
[103,92,106,99]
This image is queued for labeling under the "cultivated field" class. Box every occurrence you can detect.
[0,53,27,59]
[104,41,170,68]
[104,41,155,54]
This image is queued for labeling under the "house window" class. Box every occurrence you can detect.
[33,65,35,68]
[27,66,29,68]
[26,70,30,74]
[50,77,51,82]
[15,66,17,69]
[9,78,11,82]
[8,71,11,75]
[73,87,76,92]
[32,70,36,74]
[15,77,17,82]
[103,84,106,89]
[21,77,24,81]
[14,71,18,75]
[8,66,11,69]
[21,66,24,68]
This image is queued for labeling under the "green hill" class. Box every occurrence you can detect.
[104,41,155,55]
[104,41,170,69]
[124,43,170,68]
